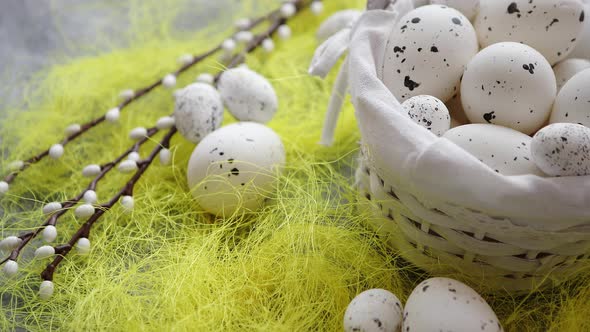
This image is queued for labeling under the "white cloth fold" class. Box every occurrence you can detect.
[347,7,590,231]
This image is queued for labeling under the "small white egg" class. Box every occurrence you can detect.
[83,190,98,204]
[177,53,194,66]
[42,225,58,243]
[217,67,278,123]
[280,2,296,18]
[234,18,251,30]
[196,73,214,85]
[39,280,54,300]
[554,58,590,91]
[403,277,503,332]
[76,238,91,255]
[443,124,544,176]
[235,31,254,44]
[475,0,585,65]
[568,3,589,59]
[550,68,590,127]
[155,116,176,130]
[105,107,121,122]
[162,74,177,88]
[174,83,224,143]
[277,25,292,40]
[118,160,138,173]
[382,5,479,102]
[430,0,480,21]
[222,39,237,53]
[160,148,172,166]
[310,1,323,15]
[187,122,285,216]
[82,164,102,177]
[0,181,8,195]
[119,89,135,100]
[401,95,451,136]
[129,127,148,140]
[316,9,362,42]
[532,123,590,176]
[74,204,95,219]
[262,38,275,53]
[65,124,82,136]
[34,245,55,259]
[461,42,556,135]
[43,202,62,214]
[49,144,64,159]
[343,289,403,332]
[3,260,18,278]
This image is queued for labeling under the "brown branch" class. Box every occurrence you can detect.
[40,127,177,281]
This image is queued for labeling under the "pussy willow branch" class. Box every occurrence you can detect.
[40,127,177,281]
[0,1,301,185]
[31,0,310,282]
[0,128,160,266]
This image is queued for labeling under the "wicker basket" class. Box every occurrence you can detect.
[316,1,590,292]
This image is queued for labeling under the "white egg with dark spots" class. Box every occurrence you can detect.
[443,124,544,176]
[217,67,278,124]
[461,42,556,135]
[475,0,585,65]
[187,122,285,216]
[382,5,479,102]
[403,277,503,332]
[553,58,590,91]
[174,83,224,144]
[430,0,480,21]
[401,95,451,136]
[532,123,590,176]
[550,68,590,127]
[568,3,590,59]
[316,10,362,42]
[343,289,403,332]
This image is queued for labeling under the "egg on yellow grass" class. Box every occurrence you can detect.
[186,122,285,216]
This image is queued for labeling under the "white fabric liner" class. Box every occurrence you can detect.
[347,4,590,232]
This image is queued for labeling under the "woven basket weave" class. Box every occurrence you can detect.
[337,2,590,292]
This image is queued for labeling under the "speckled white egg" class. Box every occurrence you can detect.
[430,0,480,21]
[532,123,590,176]
[316,9,362,42]
[568,3,589,59]
[475,0,585,65]
[461,42,556,135]
[217,67,278,124]
[174,83,224,144]
[187,122,285,216]
[554,58,590,91]
[401,95,451,136]
[382,5,479,102]
[403,278,503,332]
[344,289,403,332]
[443,124,544,175]
[551,68,590,126]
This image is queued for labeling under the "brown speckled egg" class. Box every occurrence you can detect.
[174,83,224,144]
[532,123,590,176]
[475,0,585,65]
[551,68,590,127]
[403,278,503,332]
[381,5,479,102]
[461,42,556,135]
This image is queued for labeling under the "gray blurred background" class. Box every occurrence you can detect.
[0,0,275,110]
